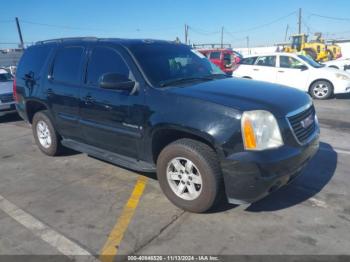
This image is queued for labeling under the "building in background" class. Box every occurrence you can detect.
[0,48,23,68]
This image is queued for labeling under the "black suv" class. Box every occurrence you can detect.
[15,38,319,213]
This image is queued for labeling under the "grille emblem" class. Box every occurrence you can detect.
[300,114,314,129]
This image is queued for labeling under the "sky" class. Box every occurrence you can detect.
[1,0,350,48]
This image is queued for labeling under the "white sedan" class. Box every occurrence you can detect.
[233,52,350,99]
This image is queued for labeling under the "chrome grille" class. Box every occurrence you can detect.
[0,93,14,103]
[287,105,316,144]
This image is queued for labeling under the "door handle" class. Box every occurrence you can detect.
[278,70,285,73]
[253,69,259,71]
[46,88,54,97]
[83,95,94,104]
[104,104,112,110]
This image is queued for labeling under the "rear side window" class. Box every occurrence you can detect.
[256,56,276,67]
[52,46,84,84]
[209,52,221,59]
[86,46,130,86]
[239,57,257,65]
[17,45,53,79]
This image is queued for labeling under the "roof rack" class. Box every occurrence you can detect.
[35,37,98,45]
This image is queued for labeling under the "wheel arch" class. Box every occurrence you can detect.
[308,78,334,92]
[25,99,50,123]
[150,126,222,164]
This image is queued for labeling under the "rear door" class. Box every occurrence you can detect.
[79,43,144,158]
[233,56,258,78]
[250,55,278,83]
[46,43,86,141]
[209,51,223,70]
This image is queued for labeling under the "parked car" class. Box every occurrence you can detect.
[233,52,350,99]
[0,68,16,117]
[198,48,236,75]
[322,58,350,71]
[15,38,319,213]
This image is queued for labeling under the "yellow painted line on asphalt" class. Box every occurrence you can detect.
[99,175,148,262]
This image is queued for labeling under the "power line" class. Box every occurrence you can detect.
[21,20,112,32]
[228,10,298,34]
[308,13,350,22]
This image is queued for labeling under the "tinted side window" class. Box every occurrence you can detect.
[17,45,53,78]
[86,47,130,86]
[256,56,276,67]
[280,56,304,69]
[240,57,257,65]
[209,52,221,59]
[52,46,84,84]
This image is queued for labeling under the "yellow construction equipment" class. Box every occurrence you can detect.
[326,41,342,59]
[283,33,333,62]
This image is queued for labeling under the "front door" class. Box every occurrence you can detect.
[276,55,310,91]
[79,44,144,159]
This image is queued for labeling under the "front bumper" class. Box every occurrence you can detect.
[221,133,320,205]
[0,103,16,117]
[333,79,350,94]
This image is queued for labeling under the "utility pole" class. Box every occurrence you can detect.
[184,24,189,45]
[15,17,24,49]
[284,24,289,41]
[221,26,224,48]
[298,8,302,34]
[246,36,250,54]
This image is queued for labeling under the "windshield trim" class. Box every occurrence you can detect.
[297,55,324,68]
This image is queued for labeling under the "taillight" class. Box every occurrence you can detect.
[13,77,18,102]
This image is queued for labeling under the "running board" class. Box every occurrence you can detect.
[61,139,156,172]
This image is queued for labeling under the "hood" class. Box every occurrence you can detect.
[0,81,13,95]
[167,78,311,118]
[314,65,350,75]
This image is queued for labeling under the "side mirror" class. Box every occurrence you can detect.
[299,65,308,71]
[99,73,135,91]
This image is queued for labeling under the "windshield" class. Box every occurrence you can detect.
[298,55,324,68]
[128,43,225,87]
[0,72,13,82]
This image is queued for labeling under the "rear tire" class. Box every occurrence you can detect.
[327,51,334,61]
[309,80,333,100]
[32,110,62,156]
[156,139,223,213]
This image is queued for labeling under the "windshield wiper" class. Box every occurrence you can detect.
[203,74,231,79]
[159,76,214,87]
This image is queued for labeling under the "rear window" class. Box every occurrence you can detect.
[16,45,53,79]
[209,52,221,59]
[0,72,13,82]
[239,57,257,65]
[52,46,84,84]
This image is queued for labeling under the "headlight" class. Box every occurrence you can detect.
[336,73,350,80]
[241,110,283,151]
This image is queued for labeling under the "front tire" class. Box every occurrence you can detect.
[32,110,62,156]
[309,80,333,100]
[156,139,223,213]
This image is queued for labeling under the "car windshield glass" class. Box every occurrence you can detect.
[0,73,13,82]
[128,43,225,87]
[298,55,324,68]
